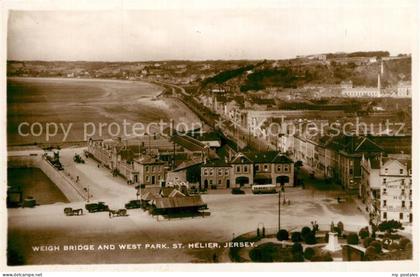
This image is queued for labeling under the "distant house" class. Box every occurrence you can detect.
[134,156,167,186]
[201,159,232,189]
[396,81,411,98]
[166,158,202,185]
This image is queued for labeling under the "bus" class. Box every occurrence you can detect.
[251,184,277,194]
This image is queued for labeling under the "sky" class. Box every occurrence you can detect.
[6,0,418,61]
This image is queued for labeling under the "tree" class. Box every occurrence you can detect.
[294,160,303,170]
[337,221,344,236]
[369,240,382,254]
[347,233,359,245]
[358,226,370,239]
[378,220,404,234]
[291,232,302,242]
[291,243,303,255]
[399,238,411,250]
[304,247,315,260]
[363,237,375,248]
[276,229,289,241]
[301,226,312,240]
[364,246,378,261]
[304,232,317,245]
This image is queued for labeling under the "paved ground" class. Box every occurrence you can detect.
[8,147,369,265]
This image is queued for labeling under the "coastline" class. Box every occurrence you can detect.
[7,76,203,146]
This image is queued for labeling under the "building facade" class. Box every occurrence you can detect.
[361,155,412,225]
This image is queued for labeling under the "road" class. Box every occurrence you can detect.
[8,148,368,265]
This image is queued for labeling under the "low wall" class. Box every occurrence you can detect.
[8,154,85,202]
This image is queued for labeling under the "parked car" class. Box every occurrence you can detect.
[125,200,142,209]
[73,154,85,164]
[231,188,245,195]
[85,202,109,213]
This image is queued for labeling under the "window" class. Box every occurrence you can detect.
[210,169,213,176]
[264,164,268,171]
[410,201,412,208]
[383,178,387,184]
[277,165,281,172]
[383,188,387,195]
[244,165,248,173]
[400,213,403,220]
[218,169,222,176]
[349,169,353,175]
[383,212,387,220]
[209,180,213,185]
[383,200,387,207]
[402,201,405,208]
[236,166,240,173]
[218,180,222,185]
[385,168,388,173]
[400,169,404,174]
[145,166,149,172]
[225,169,229,176]
[402,189,405,195]
[146,176,149,182]
[255,165,260,171]
[284,165,289,172]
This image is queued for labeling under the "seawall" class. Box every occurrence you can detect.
[8,153,86,202]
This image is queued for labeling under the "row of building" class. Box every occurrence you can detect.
[87,132,295,190]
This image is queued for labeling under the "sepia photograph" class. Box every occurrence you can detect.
[1,0,418,273]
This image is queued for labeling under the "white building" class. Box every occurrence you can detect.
[342,74,381,98]
[360,155,412,225]
[396,81,411,98]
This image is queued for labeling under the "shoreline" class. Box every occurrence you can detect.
[7,77,204,147]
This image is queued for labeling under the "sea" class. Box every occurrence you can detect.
[7,77,172,145]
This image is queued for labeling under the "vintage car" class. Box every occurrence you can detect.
[85,202,109,213]
[231,188,245,195]
[124,200,142,209]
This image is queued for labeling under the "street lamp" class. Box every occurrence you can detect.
[278,188,281,232]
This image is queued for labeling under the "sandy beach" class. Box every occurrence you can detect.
[7,77,202,145]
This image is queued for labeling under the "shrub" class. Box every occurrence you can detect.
[311,251,333,262]
[378,220,404,233]
[358,227,370,239]
[304,232,317,245]
[291,232,302,242]
[388,243,400,252]
[364,246,378,261]
[292,243,303,255]
[405,242,413,252]
[292,253,304,262]
[276,229,289,241]
[399,238,411,250]
[363,237,375,248]
[347,233,359,245]
[304,247,315,260]
[249,248,273,262]
[369,240,382,254]
[301,226,312,239]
